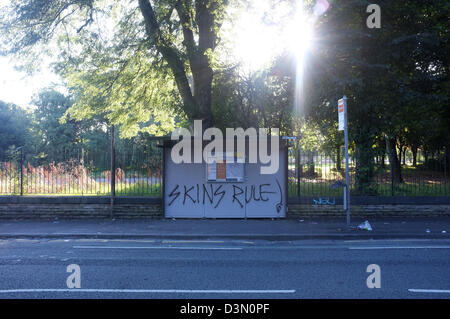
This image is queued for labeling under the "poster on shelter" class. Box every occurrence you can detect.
[207,153,244,182]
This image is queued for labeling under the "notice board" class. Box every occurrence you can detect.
[207,153,244,182]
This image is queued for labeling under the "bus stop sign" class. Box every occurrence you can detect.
[338,98,345,131]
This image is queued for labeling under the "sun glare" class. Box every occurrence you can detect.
[230,1,283,72]
[229,0,315,73]
[291,1,315,114]
[288,3,314,62]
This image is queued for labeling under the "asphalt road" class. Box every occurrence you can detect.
[0,238,449,299]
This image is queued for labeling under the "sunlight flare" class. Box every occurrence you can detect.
[292,0,315,114]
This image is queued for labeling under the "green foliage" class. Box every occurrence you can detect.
[0,1,448,199]
[62,49,181,138]
[26,87,163,170]
[0,101,31,159]
[29,88,106,163]
[285,0,450,193]
[31,89,77,153]
[212,67,295,133]
[0,0,231,131]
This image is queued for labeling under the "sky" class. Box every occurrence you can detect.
[0,56,62,109]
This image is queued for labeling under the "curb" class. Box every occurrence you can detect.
[0,233,449,241]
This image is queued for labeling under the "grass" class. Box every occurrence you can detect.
[287,161,449,197]
[1,159,447,197]
[288,181,450,197]
[0,181,161,197]
[115,182,161,196]
[0,161,162,197]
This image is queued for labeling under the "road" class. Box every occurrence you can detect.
[0,237,449,299]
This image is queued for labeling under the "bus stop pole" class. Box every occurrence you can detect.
[343,96,351,227]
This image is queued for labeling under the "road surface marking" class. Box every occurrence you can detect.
[344,240,376,243]
[344,239,438,243]
[105,239,157,243]
[161,240,225,244]
[349,246,450,250]
[409,289,450,294]
[73,245,242,250]
[108,239,156,243]
[0,289,295,294]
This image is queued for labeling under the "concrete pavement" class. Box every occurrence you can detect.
[0,217,449,240]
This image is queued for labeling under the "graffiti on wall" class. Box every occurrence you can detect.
[312,197,336,205]
[168,179,283,213]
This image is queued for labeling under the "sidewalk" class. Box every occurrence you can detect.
[0,217,449,240]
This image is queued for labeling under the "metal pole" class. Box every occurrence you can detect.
[343,186,347,210]
[20,147,24,196]
[343,96,351,227]
[110,125,115,219]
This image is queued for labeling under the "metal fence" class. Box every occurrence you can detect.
[288,147,450,198]
[0,141,162,197]
[2,140,448,198]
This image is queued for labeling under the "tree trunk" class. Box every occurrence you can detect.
[380,139,386,168]
[307,153,315,176]
[354,142,373,194]
[397,142,403,167]
[336,145,341,171]
[412,146,418,167]
[192,59,214,129]
[138,0,217,130]
[386,137,403,183]
[402,146,407,166]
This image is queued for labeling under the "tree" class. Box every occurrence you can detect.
[0,0,229,134]
[31,89,79,159]
[291,0,449,193]
[212,66,294,134]
[0,101,31,160]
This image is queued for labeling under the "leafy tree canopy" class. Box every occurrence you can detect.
[0,100,31,159]
[0,0,234,137]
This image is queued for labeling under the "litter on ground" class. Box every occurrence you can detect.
[357,220,373,231]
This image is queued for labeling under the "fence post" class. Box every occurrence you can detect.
[391,153,395,196]
[386,136,395,196]
[20,147,23,196]
[110,125,115,219]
